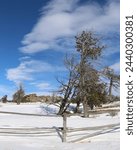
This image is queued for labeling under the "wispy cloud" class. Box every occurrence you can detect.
[30,82,50,90]
[110,62,120,73]
[6,59,65,84]
[27,82,56,95]
[19,0,120,54]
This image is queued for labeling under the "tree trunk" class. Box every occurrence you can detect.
[108,77,113,101]
[74,101,80,113]
[62,113,67,142]
[83,96,89,117]
[58,99,67,115]
[88,100,94,110]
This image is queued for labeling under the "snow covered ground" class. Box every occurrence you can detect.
[0,102,120,150]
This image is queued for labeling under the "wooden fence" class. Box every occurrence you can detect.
[0,110,119,143]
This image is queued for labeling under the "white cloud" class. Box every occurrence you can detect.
[19,56,31,61]
[110,62,120,73]
[20,42,49,54]
[26,82,56,96]
[30,82,50,90]
[20,0,120,54]
[6,59,65,83]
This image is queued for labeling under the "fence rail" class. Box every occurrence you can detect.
[0,110,120,142]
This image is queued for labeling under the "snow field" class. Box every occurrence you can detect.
[0,103,120,150]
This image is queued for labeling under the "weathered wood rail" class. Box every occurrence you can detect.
[0,110,119,142]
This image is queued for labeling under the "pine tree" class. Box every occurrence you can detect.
[75,31,104,117]
[57,31,105,116]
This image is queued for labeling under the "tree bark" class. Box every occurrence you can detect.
[62,113,67,142]
[74,101,80,113]
[108,77,113,98]
[58,99,67,115]
[83,96,89,117]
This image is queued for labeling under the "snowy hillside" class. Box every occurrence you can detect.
[0,102,120,150]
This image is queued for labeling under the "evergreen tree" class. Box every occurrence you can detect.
[57,31,106,116]
[75,31,105,117]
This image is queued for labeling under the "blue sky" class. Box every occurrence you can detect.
[0,0,120,99]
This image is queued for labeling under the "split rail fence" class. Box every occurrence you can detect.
[0,111,120,143]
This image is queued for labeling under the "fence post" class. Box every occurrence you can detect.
[62,113,67,142]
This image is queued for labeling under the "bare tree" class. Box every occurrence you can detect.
[13,84,25,105]
[57,55,78,115]
[102,67,120,98]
